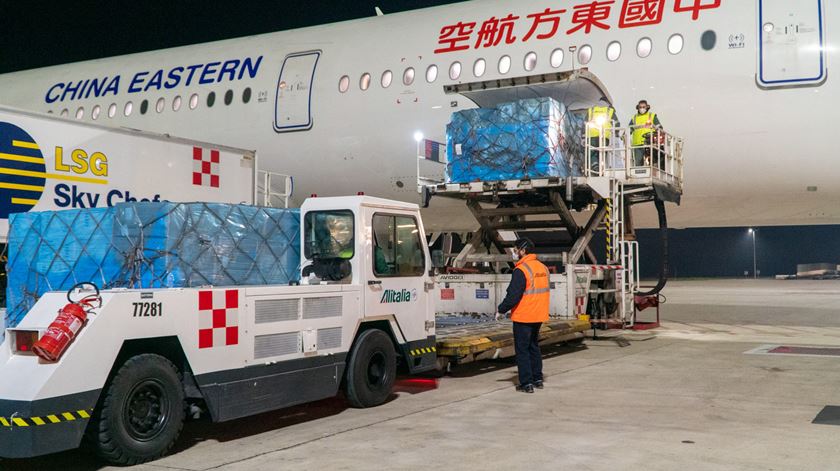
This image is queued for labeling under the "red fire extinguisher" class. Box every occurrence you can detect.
[33,282,101,362]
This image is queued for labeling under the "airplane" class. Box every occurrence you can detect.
[0,0,834,234]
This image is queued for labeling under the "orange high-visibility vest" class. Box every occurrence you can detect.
[511,254,550,323]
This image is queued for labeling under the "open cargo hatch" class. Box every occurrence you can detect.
[444,69,613,113]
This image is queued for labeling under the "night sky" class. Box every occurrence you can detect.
[1,1,838,278]
[0,1,462,74]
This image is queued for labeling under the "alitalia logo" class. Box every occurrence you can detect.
[380,289,417,304]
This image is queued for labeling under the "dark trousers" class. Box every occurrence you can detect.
[513,321,543,386]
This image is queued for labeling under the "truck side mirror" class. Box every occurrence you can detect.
[421,186,432,208]
[431,249,444,268]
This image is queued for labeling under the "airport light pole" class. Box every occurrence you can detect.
[748,228,757,279]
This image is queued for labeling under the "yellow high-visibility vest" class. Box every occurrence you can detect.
[632,112,658,146]
[587,106,614,138]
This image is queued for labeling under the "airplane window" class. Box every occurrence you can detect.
[155,97,165,113]
[108,103,117,118]
[524,52,537,72]
[668,34,684,55]
[242,88,251,103]
[360,73,371,90]
[381,70,393,88]
[607,41,621,62]
[701,30,717,51]
[60,109,69,117]
[403,67,415,86]
[224,90,233,105]
[189,93,199,109]
[140,99,149,114]
[426,65,438,83]
[124,102,133,116]
[637,37,653,58]
[91,105,101,120]
[75,107,84,120]
[339,75,350,93]
[578,45,593,65]
[550,49,564,68]
[498,55,511,74]
[173,95,182,111]
[473,58,486,78]
[449,61,461,80]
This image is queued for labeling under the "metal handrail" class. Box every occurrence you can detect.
[257,170,293,208]
[583,124,684,190]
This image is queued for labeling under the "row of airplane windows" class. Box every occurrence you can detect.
[339,33,691,93]
[49,88,253,120]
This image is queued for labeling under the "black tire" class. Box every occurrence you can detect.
[344,329,396,408]
[91,354,185,465]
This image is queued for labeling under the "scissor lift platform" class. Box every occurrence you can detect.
[435,317,590,365]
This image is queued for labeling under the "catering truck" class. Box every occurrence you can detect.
[0,106,260,242]
[0,195,592,464]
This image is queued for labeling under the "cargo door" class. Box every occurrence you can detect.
[274,51,320,132]
[758,0,825,87]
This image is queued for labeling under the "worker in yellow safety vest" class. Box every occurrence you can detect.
[496,238,550,393]
[586,103,618,175]
[629,100,663,167]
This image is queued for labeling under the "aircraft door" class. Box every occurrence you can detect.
[758,0,825,87]
[274,51,320,132]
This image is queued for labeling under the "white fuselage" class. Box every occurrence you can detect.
[0,0,835,231]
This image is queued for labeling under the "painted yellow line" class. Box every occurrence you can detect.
[77,410,90,419]
[46,415,60,424]
[61,412,75,421]
[0,167,107,185]
[12,417,29,427]
[11,197,39,206]
[0,182,43,192]
[0,152,45,165]
[31,417,46,426]
[45,173,108,185]
[0,167,45,179]
[12,140,39,150]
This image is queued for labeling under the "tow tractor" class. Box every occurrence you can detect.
[0,195,440,463]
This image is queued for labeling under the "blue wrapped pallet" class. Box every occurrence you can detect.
[446,97,585,183]
[5,202,301,328]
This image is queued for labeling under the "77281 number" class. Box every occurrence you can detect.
[133,302,163,317]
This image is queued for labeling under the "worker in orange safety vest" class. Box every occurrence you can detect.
[496,238,550,393]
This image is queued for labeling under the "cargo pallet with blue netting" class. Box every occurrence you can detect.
[5,202,301,329]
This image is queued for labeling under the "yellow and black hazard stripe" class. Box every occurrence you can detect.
[0,409,92,427]
[409,346,437,357]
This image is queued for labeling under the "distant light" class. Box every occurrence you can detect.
[748,228,754,234]
[414,131,424,143]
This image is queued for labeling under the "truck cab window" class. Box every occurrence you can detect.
[372,214,424,277]
[304,210,354,260]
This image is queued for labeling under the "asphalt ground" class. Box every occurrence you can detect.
[5,279,840,470]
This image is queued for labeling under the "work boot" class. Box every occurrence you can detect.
[516,383,535,393]
[534,380,544,389]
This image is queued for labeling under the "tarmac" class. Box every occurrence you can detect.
[5,279,840,470]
